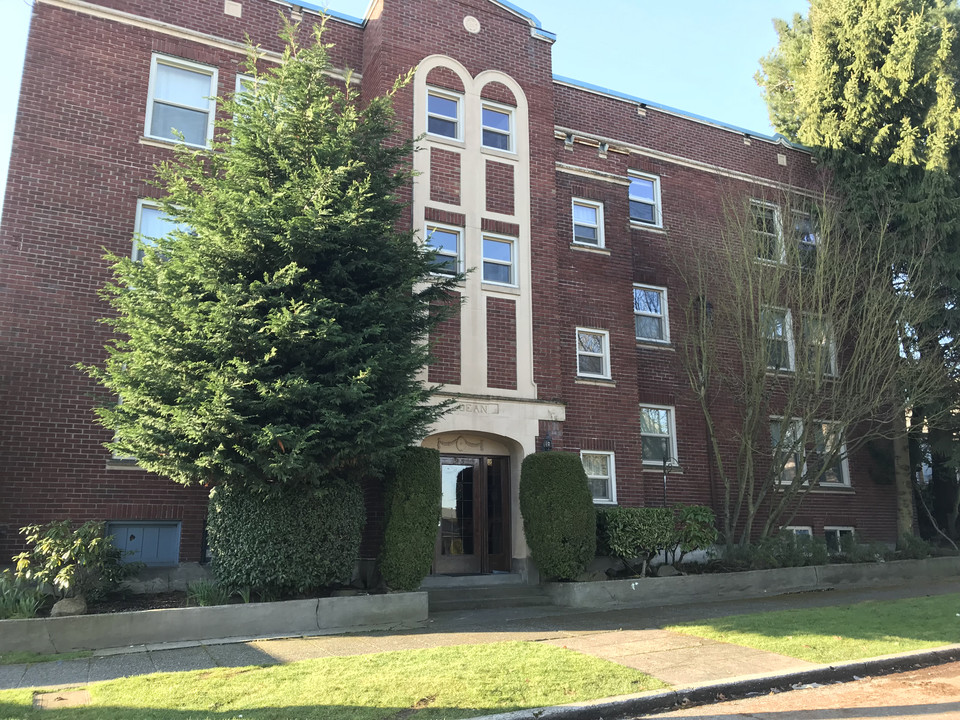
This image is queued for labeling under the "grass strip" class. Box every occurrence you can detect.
[668,594,960,663]
[0,640,664,719]
[0,652,92,667]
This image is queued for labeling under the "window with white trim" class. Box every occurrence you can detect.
[761,306,794,371]
[824,526,855,553]
[770,418,803,484]
[629,173,661,226]
[426,89,461,140]
[145,54,217,147]
[481,104,512,152]
[784,526,813,539]
[576,328,610,379]
[812,421,849,486]
[793,211,818,266]
[581,451,616,504]
[133,200,189,261]
[801,314,837,376]
[572,199,604,247]
[752,200,783,262]
[640,405,677,465]
[634,284,669,343]
[425,224,461,276]
[482,235,516,286]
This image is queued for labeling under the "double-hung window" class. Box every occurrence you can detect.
[761,306,794,371]
[572,199,604,247]
[145,55,217,147]
[427,89,461,140]
[581,451,616,504]
[576,328,610,379]
[770,418,803,484]
[824,526,855,552]
[133,200,189,261]
[812,422,848,486]
[639,405,677,466]
[481,104,512,151]
[801,314,837,376]
[425,224,461,276]
[752,201,783,262]
[628,173,661,226]
[482,235,516,286]
[634,284,669,343]
[793,211,818,266]
[771,418,849,486]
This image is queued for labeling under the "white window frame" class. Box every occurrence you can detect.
[481,233,517,287]
[770,416,804,485]
[801,313,838,376]
[633,283,670,344]
[761,305,795,372]
[480,101,514,153]
[571,198,604,247]
[576,327,611,380]
[639,404,678,466]
[426,88,462,142]
[144,54,218,148]
[751,200,785,263]
[793,210,818,251]
[424,223,462,276]
[783,525,813,539]
[628,171,662,228]
[771,417,851,488]
[824,526,855,552]
[580,450,617,505]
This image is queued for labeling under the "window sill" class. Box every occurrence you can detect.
[775,482,854,494]
[575,377,615,387]
[630,221,666,234]
[139,136,209,151]
[480,145,518,162]
[636,340,674,351]
[481,282,521,296]
[423,134,465,150]
[593,499,618,506]
[642,464,682,474]
[570,243,610,256]
[106,458,148,471]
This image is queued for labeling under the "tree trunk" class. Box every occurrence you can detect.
[894,415,917,543]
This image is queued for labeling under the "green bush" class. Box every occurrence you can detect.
[379,447,441,592]
[520,452,596,580]
[0,569,45,619]
[718,534,830,571]
[896,534,934,560]
[208,478,364,595]
[186,580,231,607]
[666,504,719,565]
[14,520,137,603]
[597,507,674,575]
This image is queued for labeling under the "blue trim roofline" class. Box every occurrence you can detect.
[292,0,556,40]
[554,75,804,150]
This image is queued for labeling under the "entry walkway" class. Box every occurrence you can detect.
[2,579,957,692]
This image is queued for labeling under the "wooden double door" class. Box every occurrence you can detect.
[434,455,511,574]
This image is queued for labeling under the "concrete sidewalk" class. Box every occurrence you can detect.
[2,578,958,696]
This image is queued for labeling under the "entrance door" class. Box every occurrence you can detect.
[434,455,511,574]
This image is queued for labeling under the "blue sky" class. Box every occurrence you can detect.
[0,0,809,216]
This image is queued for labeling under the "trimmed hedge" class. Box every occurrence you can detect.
[520,452,596,580]
[597,505,718,573]
[208,478,364,594]
[379,447,442,591]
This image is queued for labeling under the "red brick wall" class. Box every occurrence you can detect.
[429,148,461,205]
[486,298,517,390]
[485,161,515,215]
[428,292,461,386]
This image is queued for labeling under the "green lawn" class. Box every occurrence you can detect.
[0,641,664,720]
[668,594,960,663]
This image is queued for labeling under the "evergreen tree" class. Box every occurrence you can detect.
[87,20,458,494]
[758,0,960,539]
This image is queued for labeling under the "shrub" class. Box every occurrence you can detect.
[186,580,231,607]
[208,478,364,595]
[520,452,596,580]
[896,534,934,560]
[666,504,719,565]
[14,520,137,603]
[597,507,674,575]
[0,570,45,619]
[717,534,830,571]
[379,447,441,591]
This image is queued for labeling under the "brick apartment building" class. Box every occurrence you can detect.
[0,0,896,577]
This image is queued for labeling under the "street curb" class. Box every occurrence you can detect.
[466,644,960,720]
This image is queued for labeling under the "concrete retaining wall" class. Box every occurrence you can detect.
[547,556,959,609]
[0,592,428,654]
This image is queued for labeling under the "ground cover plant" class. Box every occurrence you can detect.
[0,642,664,719]
[667,594,960,663]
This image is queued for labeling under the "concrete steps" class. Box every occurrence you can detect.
[424,578,551,612]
